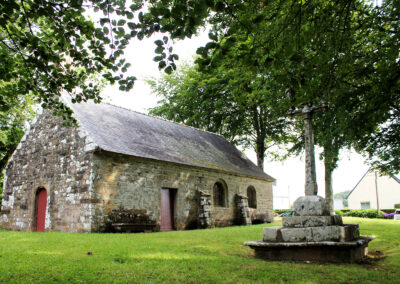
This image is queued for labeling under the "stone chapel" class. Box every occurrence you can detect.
[0,100,274,232]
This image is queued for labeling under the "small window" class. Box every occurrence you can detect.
[213,181,227,207]
[247,186,257,209]
[361,202,370,209]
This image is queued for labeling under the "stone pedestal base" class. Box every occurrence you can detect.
[245,196,375,263]
[245,237,375,263]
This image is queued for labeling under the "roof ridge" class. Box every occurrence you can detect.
[101,101,226,138]
[346,167,372,199]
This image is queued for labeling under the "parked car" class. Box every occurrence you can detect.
[279,210,294,217]
[394,209,400,220]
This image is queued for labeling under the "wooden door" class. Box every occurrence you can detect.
[35,188,47,232]
[160,188,175,231]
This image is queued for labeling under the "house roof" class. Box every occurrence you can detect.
[346,168,400,199]
[346,168,371,199]
[68,100,274,181]
[392,175,400,185]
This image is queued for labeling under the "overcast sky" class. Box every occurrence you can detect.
[102,29,371,208]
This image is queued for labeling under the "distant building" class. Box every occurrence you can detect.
[334,199,344,210]
[273,186,291,209]
[347,169,400,209]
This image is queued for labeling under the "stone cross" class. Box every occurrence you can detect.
[289,104,326,196]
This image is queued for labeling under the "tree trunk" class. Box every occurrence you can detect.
[324,158,334,216]
[256,139,265,171]
[323,141,337,216]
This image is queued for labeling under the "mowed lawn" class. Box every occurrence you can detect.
[0,217,399,283]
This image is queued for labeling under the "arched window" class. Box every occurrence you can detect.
[247,186,257,209]
[213,180,227,207]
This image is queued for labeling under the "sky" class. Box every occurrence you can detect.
[102,29,371,209]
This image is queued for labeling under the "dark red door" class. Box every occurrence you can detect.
[35,188,47,232]
[160,188,175,231]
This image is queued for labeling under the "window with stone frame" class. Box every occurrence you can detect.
[247,186,257,209]
[213,181,226,207]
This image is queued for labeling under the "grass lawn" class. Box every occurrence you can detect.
[0,217,399,283]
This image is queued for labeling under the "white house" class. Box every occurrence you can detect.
[347,169,400,209]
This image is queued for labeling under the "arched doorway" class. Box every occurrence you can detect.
[35,188,47,232]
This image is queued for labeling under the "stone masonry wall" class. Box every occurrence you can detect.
[0,109,96,232]
[91,152,273,231]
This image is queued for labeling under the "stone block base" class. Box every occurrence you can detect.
[245,237,374,263]
[263,224,359,242]
[282,215,343,228]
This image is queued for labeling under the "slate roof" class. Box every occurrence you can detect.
[69,101,274,181]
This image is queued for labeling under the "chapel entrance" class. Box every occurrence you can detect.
[35,188,47,232]
[160,188,176,231]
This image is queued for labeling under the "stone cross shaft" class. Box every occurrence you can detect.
[290,104,325,196]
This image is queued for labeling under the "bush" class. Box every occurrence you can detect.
[395,204,400,209]
[346,209,384,219]
[274,209,292,216]
[335,210,344,216]
[383,212,395,219]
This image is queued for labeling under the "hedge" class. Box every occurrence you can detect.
[345,209,384,218]
[279,209,396,219]
[381,209,396,214]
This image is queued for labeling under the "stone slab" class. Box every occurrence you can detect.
[293,196,330,216]
[263,226,283,242]
[244,237,375,263]
[311,226,341,242]
[282,215,343,228]
[343,224,360,241]
[264,224,360,243]
[281,227,313,242]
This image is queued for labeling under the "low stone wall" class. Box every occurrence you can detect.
[91,152,273,231]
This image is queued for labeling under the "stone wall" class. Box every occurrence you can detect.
[0,110,96,232]
[91,152,273,231]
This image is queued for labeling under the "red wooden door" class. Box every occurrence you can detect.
[35,188,47,232]
[160,188,174,231]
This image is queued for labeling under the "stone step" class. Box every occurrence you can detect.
[282,215,343,228]
[263,224,359,243]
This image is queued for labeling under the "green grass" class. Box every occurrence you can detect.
[0,217,399,283]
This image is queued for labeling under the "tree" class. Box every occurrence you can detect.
[0,92,35,203]
[148,62,289,170]
[340,0,400,175]
[0,0,148,119]
[192,1,400,213]
[2,0,399,192]
[143,1,399,213]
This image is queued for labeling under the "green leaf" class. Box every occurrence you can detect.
[158,61,166,69]
[155,46,164,54]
